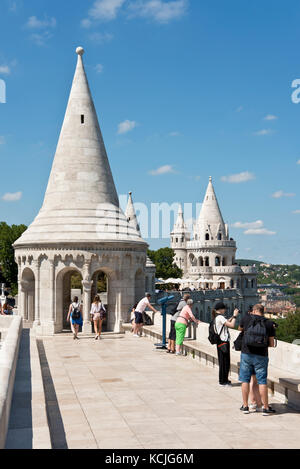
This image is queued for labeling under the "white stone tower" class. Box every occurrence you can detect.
[171,204,190,272]
[14,47,148,335]
[171,177,258,297]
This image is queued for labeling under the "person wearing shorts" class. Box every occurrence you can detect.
[90,295,106,340]
[238,304,276,416]
[167,294,190,354]
[133,293,158,337]
[175,299,200,355]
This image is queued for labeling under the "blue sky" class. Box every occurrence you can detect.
[0,0,300,264]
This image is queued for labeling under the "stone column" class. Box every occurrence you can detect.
[49,260,55,324]
[33,259,40,327]
[20,280,28,320]
[82,280,93,333]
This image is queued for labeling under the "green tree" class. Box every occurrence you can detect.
[0,222,27,292]
[147,247,183,280]
[274,312,300,344]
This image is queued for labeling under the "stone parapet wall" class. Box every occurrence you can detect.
[0,316,23,448]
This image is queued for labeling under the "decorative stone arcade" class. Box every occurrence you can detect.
[14,47,148,335]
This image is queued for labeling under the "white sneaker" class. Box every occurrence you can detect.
[249,404,257,411]
[133,334,140,337]
[176,352,182,356]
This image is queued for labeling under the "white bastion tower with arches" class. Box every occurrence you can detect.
[14,47,148,335]
[171,177,258,315]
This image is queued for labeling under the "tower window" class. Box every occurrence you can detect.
[205,233,210,241]
[81,114,85,124]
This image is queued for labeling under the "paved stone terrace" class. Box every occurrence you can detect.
[6,330,300,449]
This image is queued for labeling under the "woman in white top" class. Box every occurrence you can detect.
[90,295,106,340]
[213,302,239,387]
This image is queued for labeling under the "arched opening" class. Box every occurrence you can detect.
[21,268,35,323]
[91,270,109,332]
[205,233,210,241]
[56,268,83,331]
[230,279,234,288]
[215,256,221,267]
[222,257,227,266]
[199,256,204,266]
[205,257,210,267]
[135,269,145,303]
[189,254,197,267]
[218,233,222,241]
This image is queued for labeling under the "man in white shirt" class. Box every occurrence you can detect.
[134,293,158,337]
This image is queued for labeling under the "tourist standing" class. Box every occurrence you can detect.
[175,299,200,355]
[90,295,106,340]
[167,293,190,354]
[67,296,83,340]
[134,293,158,337]
[238,304,276,415]
[1,302,13,315]
[212,302,239,387]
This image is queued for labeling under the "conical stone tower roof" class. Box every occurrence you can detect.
[195,177,227,240]
[125,192,141,236]
[15,47,145,246]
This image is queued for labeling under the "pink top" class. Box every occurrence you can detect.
[176,305,197,325]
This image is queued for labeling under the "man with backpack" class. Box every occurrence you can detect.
[238,304,276,416]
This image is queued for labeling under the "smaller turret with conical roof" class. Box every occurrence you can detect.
[171,204,190,272]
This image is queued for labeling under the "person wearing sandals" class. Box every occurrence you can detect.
[212,302,239,387]
[90,295,106,340]
[67,296,83,340]
[167,293,190,354]
[175,299,200,355]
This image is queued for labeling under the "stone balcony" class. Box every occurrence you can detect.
[187,240,236,249]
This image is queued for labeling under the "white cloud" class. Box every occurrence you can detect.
[89,0,125,21]
[149,165,175,175]
[232,219,276,236]
[128,0,188,23]
[0,65,10,75]
[264,114,278,121]
[297,160,300,165]
[83,0,188,25]
[244,228,276,236]
[81,18,92,28]
[236,106,243,112]
[221,171,255,184]
[232,220,264,230]
[88,32,114,44]
[0,136,6,145]
[253,129,274,136]
[25,15,56,46]
[95,64,104,74]
[292,210,300,214]
[272,190,295,199]
[25,15,56,29]
[168,131,181,137]
[2,191,22,202]
[117,120,137,135]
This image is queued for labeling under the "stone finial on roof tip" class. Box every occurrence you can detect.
[209,176,212,182]
[76,47,85,56]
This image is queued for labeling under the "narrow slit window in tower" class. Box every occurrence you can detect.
[81,114,85,124]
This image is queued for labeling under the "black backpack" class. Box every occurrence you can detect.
[208,320,225,345]
[72,303,81,320]
[243,316,268,348]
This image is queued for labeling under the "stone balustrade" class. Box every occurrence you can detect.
[0,316,23,448]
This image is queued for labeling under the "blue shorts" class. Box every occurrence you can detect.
[239,353,269,385]
[135,312,144,324]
